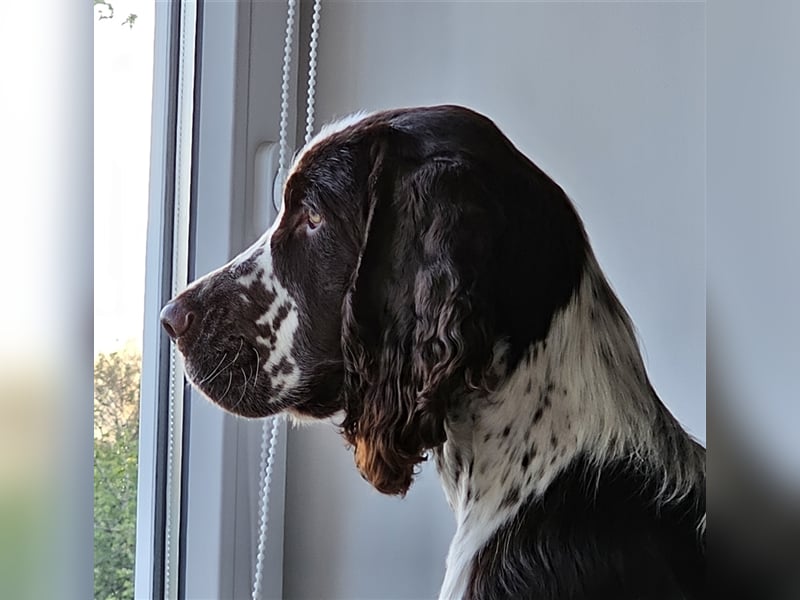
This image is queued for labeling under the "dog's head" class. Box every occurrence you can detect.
[161,105,587,495]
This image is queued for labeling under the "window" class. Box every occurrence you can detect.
[94,1,155,599]
[93,1,312,596]
[95,2,292,598]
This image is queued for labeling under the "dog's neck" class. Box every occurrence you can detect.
[433,342,577,600]
[433,255,704,599]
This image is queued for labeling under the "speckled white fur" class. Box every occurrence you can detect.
[436,253,705,599]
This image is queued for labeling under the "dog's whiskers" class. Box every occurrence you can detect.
[197,352,228,385]
[220,370,234,404]
[232,366,249,411]
[252,347,261,390]
[204,339,244,389]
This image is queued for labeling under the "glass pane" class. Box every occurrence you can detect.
[94,1,155,598]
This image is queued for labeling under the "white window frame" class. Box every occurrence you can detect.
[135,0,184,597]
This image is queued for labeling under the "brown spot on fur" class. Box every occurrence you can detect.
[500,486,520,508]
[271,302,291,331]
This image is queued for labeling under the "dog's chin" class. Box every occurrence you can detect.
[191,380,286,419]
[185,364,340,420]
[192,381,344,423]
[177,353,281,419]
[285,406,344,427]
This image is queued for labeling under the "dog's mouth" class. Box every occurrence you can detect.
[179,334,297,418]
[181,338,253,415]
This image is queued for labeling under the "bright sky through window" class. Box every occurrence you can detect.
[94,0,155,356]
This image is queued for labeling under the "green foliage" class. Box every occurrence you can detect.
[94,346,141,600]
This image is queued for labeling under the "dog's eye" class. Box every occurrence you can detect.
[307,208,322,229]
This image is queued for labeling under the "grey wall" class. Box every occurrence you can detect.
[281,2,706,598]
[707,0,800,481]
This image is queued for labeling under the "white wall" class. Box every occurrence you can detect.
[280,2,706,599]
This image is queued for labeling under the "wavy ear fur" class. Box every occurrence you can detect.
[340,134,496,496]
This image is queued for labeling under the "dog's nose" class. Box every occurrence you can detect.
[160,299,195,340]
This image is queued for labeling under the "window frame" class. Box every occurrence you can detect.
[134,0,184,597]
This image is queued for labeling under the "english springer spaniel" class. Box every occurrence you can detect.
[161,105,706,599]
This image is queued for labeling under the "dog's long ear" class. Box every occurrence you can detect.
[341,135,497,495]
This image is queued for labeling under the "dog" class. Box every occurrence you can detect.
[161,105,706,599]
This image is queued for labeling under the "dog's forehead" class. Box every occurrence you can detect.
[289,110,374,175]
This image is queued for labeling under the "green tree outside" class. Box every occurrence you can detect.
[94,346,141,600]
